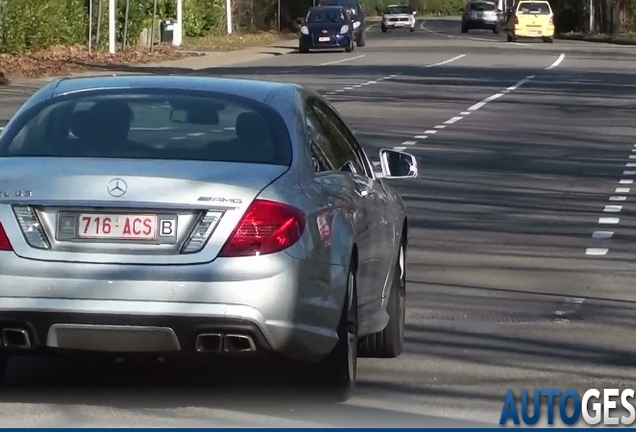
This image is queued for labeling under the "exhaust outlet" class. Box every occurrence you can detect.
[2,328,31,349]
[196,333,222,353]
[223,334,256,353]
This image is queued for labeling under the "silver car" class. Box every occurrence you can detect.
[461,0,501,34]
[381,4,416,33]
[0,75,417,399]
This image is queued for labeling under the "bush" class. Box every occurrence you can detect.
[0,0,227,54]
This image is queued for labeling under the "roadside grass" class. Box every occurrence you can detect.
[182,30,297,52]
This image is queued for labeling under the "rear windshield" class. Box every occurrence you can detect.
[307,8,346,23]
[517,1,551,14]
[0,92,292,166]
[385,6,412,14]
[471,2,496,11]
[321,0,359,14]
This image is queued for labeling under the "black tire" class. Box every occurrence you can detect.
[493,25,500,34]
[507,33,515,42]
[358,237,406,358]
[461,26,468,33]
[381,25,387,33]
[356,29,366,47]
[544,37,553,43]
[314,259,358,401]
[345,39,354,52]
[299,43,309,53]
[0,354,8,385]
[410,26,415,32]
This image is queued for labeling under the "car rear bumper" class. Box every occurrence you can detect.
[383,20,414,28]
[464,18,498,27]
[0,250,347,363]
[300,34,352,49]
[513,28,554,37]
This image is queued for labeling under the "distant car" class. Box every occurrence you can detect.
[319,0,366,47]
[461,0,501,34]
[381,4,416,33]
[299,6,356,53]
[0,75,418,399]
[506,0,554,42]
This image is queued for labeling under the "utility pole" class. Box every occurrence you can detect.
[108,0,116,54]
[589,0,594,32]
[226,0,233,34]
[173,0,183,46]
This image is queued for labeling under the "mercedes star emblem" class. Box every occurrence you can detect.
[107,178,127,197]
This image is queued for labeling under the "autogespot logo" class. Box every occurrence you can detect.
[500,388,636,426]
[107,178,127,197]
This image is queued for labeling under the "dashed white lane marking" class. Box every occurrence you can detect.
[616,187,630,193]
[599,217,620,224]
[328,54,466,111]
[546,53,566,70]
[604,205,622,212]
[319,54,365,66]
[444,116,463,125]
[620,179,634,184]
[387,54,564,154]
[624,170,636,175]
[586,248,609,256]
[592,231,614,239]
[610,196,627,201]
[402,141,417,146]
[393,146,407,151]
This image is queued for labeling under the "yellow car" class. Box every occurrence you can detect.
[506,0,554,43]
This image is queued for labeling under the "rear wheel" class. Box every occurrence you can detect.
[543,37,553,43]
[358,237,406,358]
[461,25,468,33]
[314,259,358,401]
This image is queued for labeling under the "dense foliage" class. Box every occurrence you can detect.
[1,0,634,54]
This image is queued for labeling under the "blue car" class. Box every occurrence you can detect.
[299,6,355,53]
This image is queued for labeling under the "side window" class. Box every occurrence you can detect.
[304,102,334,172]
[314,100,374,178]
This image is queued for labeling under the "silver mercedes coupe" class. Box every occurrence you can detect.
[0,75,417,399]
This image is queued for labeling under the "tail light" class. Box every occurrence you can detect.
[514,16,519,25]
[219,199,306,257]
[0,222,13,251]
[549,16,553,25]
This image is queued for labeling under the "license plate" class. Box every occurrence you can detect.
[78,213,158,240]
[318,37,330,42]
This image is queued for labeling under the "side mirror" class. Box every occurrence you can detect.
[378,149,418,179]
[412,11,417,15]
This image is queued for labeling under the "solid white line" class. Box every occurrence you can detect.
[444,116,463,124]
[402,141,417,145]
[592,231,614,239]
[620,179,634,184]
[604,205,622,212]
[610,196,627,201]
[468,101,487,111]
[616,187,630,193]
[586,248,608,256]
[546,53,565,70]
[319,54,365,66]
[426,54,466,68]
[599,217,620,224]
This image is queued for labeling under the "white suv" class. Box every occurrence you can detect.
[381,4,416,33]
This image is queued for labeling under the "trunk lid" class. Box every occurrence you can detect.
[0,157,287,265]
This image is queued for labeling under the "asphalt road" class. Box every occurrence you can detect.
[3,18,636,427]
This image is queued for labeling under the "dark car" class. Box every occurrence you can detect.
[318,0,366,47]
[299,6,356,53]
[461,0,501,34]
